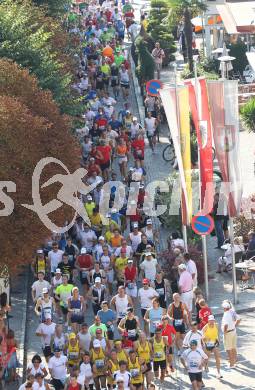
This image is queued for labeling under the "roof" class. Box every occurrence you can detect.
[216,2,255,33]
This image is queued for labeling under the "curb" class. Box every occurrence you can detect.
[15,266,29,383]
[129,50,166,251]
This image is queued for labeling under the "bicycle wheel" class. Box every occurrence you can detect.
[212,146,216,161]
[162,144,175,162]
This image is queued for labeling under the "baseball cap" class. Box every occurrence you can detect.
[55,268,61,274]
[132,116,137,121]
[37,249,44,254]
[190,339,198,346]
[222,301,231,309]
[208,315,215,321]
[99,236,105,241]
[146,219,152,225]
[93,340,101,348]
[42,288,48,294]
[87,195,92,201]
[54,346,61,352]
[127,259,133,263]
[80,247,87,254]
[143,278,149,284]
[95,277,101,283]
[133,222,138,228]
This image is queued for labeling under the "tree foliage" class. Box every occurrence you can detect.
[32,0,72,17]
[135,36,155,84]
[0,0,81,115]
[147,0,176,65]
[167,0,207,71]
[0,59,80,273]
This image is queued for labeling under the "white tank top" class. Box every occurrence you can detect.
[115,294,129,318]
[41,297,53,317]
[100,255,111,270]
[144,227,154,242]
[129,232,142,251]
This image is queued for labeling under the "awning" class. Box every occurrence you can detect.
[216,2,255,34]
[246,52,255,72]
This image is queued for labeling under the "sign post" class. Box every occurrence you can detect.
[191,214,214,299]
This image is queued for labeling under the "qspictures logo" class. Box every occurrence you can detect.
[0,157,245,233]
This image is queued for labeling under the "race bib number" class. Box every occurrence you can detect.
[96,359,104,368]
[156,288,165,296]
[190,361,198,369]
[155,352,162,358]
[128,329,136,337]
[130,369,139,378]
[174,319,183,326]
[128,283,134,289]
[81,271,87,278]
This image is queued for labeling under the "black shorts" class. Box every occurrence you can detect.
[120,82,129,89]
[173,322,186,334]
[71,315,84,324]
[43,345,52,358]
[153,360,166,372]
[60,305,68,315]
[167,346,173,355]
[188,372,202,383]
[107,329,114,340]
[100,161,110,171]
[143,362,152,373]
[132,383,143,388]
[141,308,147,318]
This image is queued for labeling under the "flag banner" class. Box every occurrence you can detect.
[178,86,193,224]
[160,86,192,224]
[185,78,213,211]
[207,80,242,217]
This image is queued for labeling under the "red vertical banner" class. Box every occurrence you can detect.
[185,78,213,210]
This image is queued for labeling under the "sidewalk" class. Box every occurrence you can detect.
[131,41,255,314]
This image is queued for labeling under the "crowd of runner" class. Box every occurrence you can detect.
[0,0,243,389]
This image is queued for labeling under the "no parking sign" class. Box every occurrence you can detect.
[146,79,163,97]
[191,214,214,235]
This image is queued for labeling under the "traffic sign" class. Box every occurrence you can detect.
[146,79,163,97]
[191,214,214,236]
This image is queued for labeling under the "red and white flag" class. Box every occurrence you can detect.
[184,78,213,211]
[207,80,242,217]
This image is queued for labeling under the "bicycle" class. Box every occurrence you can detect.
[162,140,175,163]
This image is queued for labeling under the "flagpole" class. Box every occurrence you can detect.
[194,57,209,300]
[173,63,188,251]
[229,217,238,304]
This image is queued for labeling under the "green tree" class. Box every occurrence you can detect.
[32,0,72,17]
[147,0,176,65]
[135,36,155,85]
[168,0,206,71]
[0,0,80,115]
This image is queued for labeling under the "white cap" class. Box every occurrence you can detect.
[45,313,51,320]
[37,249,44,254]
[95,277,101,283]
[42,288,48,294]
[146,219,152,225]
[132,116,137,121]
[178,264,187,270]
[93,340,101,348]
[145,252,151,256]
[133,222,138,228]
[128,259,133,263]
[81,247,87,254]
[87,195,92,201]
[99,236,105,241]
[208,315,215,321]
[222,301,231,309]
[55,268,61,274]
